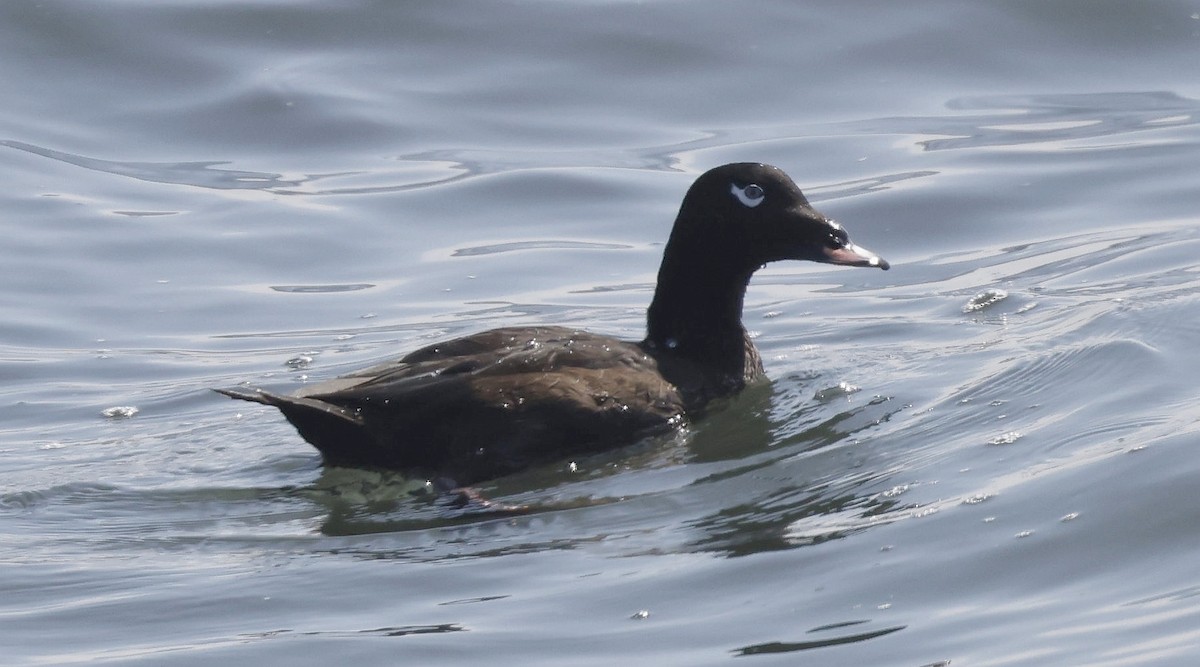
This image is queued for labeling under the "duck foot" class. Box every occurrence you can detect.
[432,480,531,517]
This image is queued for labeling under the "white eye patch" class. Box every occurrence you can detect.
[731,182,765,208]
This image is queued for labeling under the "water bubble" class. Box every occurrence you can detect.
[987,431,1022,446]
[963,288,1009,313]
[814,381,860,402]
[101,406,139,419]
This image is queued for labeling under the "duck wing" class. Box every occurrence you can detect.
[217,326,685,484]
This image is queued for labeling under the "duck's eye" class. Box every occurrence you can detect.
[731,183,765,208]
[827,223,850,248]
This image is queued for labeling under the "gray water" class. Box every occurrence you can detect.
[3,1,1200,665]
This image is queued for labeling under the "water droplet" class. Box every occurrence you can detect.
[101,406,139,419]
[987,431,1022,446]
[963,288,1009,313]
[814,381,860,402]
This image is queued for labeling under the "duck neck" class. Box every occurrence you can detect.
[642,253,764,388]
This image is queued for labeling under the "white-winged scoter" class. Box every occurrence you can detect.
[217,163,888,486]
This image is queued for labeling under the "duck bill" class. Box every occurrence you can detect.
[822,243,890,270]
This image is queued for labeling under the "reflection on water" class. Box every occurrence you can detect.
[733,622,907,656]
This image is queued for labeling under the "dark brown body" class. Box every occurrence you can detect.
[218,163,888,485]
[222,327,690,484]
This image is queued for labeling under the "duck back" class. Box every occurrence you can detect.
[219,326,684,485]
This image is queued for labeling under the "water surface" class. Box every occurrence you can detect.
[2,1,1199,665]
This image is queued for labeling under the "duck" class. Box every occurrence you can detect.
[217,163,889,487]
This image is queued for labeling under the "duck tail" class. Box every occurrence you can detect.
[213,386,275,406]
[213,387,377,466]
